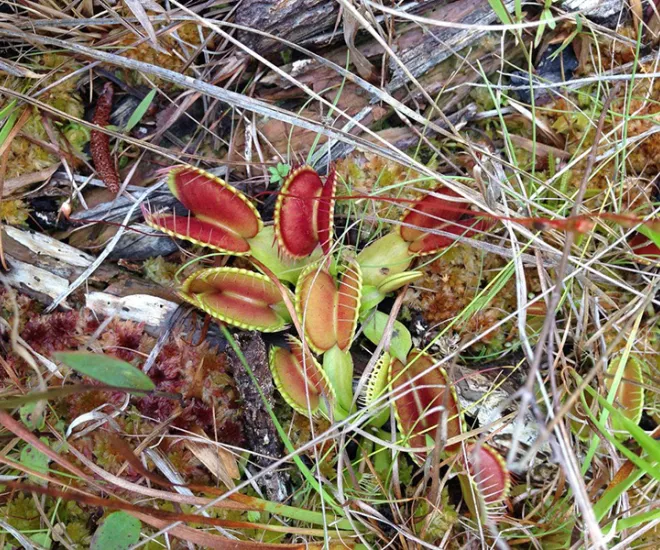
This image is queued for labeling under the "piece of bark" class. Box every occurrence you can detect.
[235,0,340,55]
[561,0,625,23]
[1,165,59,198]
[85,291,178,328]
[226,332,289,503]
[107,223,179,261]
[254,0,523,165]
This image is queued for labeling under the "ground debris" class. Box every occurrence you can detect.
[226,331,290,503]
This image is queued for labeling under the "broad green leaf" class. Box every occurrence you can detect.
[91,511,141,550]
[20,401,45,430]
[125,89,157,132]
[54,352,155,391]
[362,310,412,363]
[30,533,52,548]
[19,438,50,486]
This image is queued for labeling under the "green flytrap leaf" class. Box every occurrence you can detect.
[54,352,155,391]
[362,353,391,428]
[91,511,141,550]
[323,346,354,413]
[362,310,412,363]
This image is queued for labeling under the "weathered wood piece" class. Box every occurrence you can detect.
[2,226,179,333]
[236,0,340,54]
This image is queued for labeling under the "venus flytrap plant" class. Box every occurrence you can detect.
[144,161,511,519]
[388,350,464,460]
[142,165,329,282]
[398,187,491,255]
[248,225,322,285]
[357,186,491,290]
[143,165,263,255]
[458,443,512,519]
[359,270,423,312]
[359,352,392,429]
[268,335,336,418]
[363,348,511,512]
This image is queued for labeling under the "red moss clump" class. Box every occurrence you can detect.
[21,311,81,355]
[97,319,148,362]
[137,336,244,445]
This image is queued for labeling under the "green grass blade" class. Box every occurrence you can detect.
[0,98,18,120]
[592,465,649,522]
[124,89,157,132]
[488,0,512,24]
[577,381,660,481]
[0,108,19,148]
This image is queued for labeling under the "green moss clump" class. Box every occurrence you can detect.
[143,256,180,287]
[0,199,30,226]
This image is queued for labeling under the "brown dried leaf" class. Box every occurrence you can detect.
[185,438,239,488]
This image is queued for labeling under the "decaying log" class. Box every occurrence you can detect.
[236,0,340,54]
[387,0,515,91]
[236,0,523,164]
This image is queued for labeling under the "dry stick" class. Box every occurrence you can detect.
[506,85,619,549]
